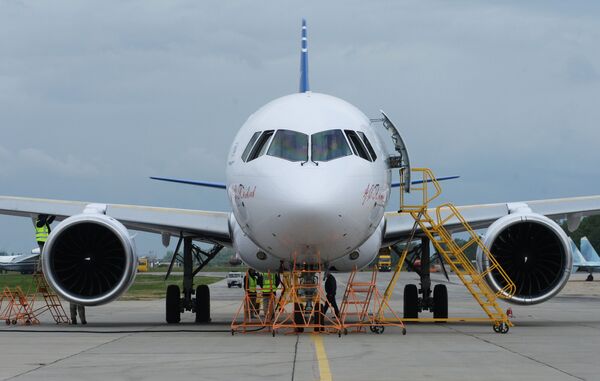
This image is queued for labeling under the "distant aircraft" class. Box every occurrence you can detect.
[0,248,39,274]
[1,20,600,323]
[575,237,600,281]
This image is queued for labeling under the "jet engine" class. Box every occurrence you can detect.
[41,213,137,306]
[477,212,572,305]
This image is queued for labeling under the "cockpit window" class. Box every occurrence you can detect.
[345,130,371,161]
[311,130,352,161]
[267,129,308,162]
[242,131,261,162]
[247,130,274,162]
[357,131,377,161]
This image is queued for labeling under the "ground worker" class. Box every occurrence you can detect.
[35,214,55,252]
[322,272,340,318]
[70,302,87,325]
[260,271,280,320]
[244,269,261,319]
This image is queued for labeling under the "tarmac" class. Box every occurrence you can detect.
[0,271,599,381]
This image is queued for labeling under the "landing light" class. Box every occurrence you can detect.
[349,251,359,260]
[256,251,267,260]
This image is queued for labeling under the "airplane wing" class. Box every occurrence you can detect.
[0,195,231,245]
[383,195,600,246]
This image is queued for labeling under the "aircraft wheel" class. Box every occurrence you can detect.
[166,284,181,324]
[402,327,407,335]
[403,284,419,319]
[195,284,211,323]
[586,274,594,282]
[432,284,448,319]
[493,322,507,333]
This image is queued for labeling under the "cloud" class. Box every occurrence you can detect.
[0,146,99,177]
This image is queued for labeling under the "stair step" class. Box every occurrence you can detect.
[350,288,372,293]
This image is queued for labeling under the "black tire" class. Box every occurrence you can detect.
[195,284,211,323]
[432,284,448,319]
[586,274,594,282]
[166,284,181,324]
[403,284,419,319]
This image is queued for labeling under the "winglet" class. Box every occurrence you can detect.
[299,19,310,93]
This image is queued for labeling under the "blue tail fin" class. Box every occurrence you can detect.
[570,237,586,269]
[299,19,310,93]
[581,237,600,262]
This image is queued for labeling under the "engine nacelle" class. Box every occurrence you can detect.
[42,213,137,306]
[477,212,572,305]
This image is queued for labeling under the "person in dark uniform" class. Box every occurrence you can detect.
[322,272,340,317]
[70,303,87,325]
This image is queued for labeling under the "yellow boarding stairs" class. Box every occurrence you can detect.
[378,168,516,333]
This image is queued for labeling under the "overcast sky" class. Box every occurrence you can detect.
[1,0,599,255]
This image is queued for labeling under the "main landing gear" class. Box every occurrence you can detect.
[164,234,223,324]
[400,238,448,320]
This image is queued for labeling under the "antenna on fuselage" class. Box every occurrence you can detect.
[299,19,310,93]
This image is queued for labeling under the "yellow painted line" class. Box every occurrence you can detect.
[311,334,333,381]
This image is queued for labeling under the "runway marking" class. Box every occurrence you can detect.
[444,325,586,380]
[311,334,333,381]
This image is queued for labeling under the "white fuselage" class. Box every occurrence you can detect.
[226,92,392,271]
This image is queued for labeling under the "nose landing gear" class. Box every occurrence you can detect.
[398,238,449,321]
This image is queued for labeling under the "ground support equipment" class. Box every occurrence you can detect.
[340,266,406,335]
[271,261,343,336]
[230,271,277,334]
[378,168,515,333]
[1,286,37,325]
[29,272,70,324]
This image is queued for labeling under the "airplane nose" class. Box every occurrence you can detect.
[255,170,374,260]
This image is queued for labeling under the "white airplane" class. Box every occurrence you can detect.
[0,248,39,274]
[1,20,600,323]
